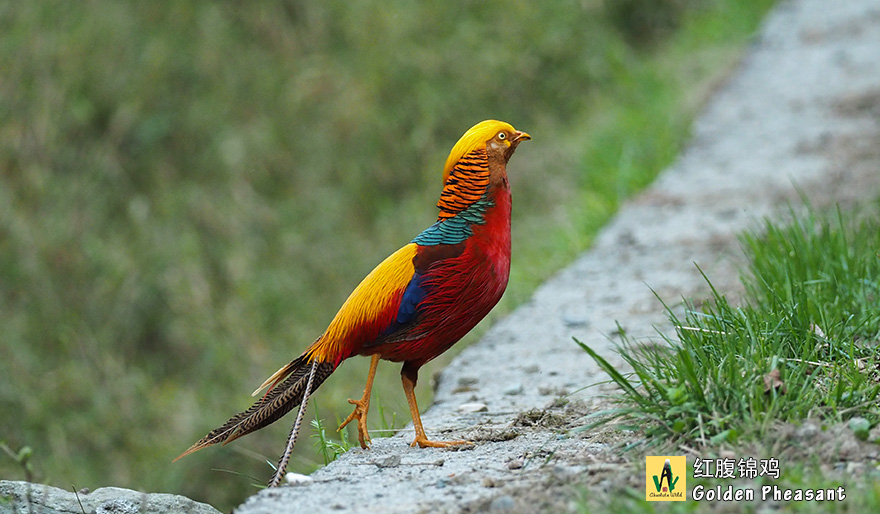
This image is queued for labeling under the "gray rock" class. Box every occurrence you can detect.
[0,481,221,514]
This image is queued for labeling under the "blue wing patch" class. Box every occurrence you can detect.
[396,271,426,326]
[372,271,426,342]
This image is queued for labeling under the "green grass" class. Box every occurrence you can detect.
[0,0,775,510]
[577,201,880,511]
[580,205,880,444]
[310,407,352,467]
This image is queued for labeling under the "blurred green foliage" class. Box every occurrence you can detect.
[0,0,773,510]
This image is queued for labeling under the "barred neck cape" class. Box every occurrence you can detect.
[436,147,490,220]
[414,119,518,246]
[413,147,493,247]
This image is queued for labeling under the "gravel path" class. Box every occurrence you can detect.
[236,1,880,512]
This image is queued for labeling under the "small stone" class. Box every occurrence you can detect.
[795,422,820,440]
[562,311,589,327]
[552,464,577,481]
[481,477,498,488]
[849,417,871,441]
[285,472,313,485]
[489,495,516,511]
[459,402,488,413]
[523,364,539,373]
[375,455,401,468]
[839,438,861,460]
[846,462,865,474]
[503,384,523,396]
[507,458,524,470]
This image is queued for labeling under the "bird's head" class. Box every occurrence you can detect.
[442,120,530,183]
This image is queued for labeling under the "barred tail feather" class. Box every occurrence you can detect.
[174,356,335,461]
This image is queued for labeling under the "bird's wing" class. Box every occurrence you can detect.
[364,240,468,347]
[305,243,421,363]
[305,236,468,363]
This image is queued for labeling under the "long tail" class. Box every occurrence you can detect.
[174,355,335,461]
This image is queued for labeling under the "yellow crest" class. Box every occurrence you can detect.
[442,120,516,183]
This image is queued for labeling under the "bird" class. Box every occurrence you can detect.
[175,120,530,486]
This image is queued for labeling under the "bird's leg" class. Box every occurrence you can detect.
[401,363,472,448]
[338,353,380,449]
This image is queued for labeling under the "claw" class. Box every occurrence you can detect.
[338,397,372,449]
[410,436,473,449]
[337,354,380,449]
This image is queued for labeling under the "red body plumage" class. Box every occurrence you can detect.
[370,181,511,366]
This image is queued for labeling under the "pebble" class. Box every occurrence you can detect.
[459,402,488,413]
[489,495,516,511]
[552,465,577,481]
[849,417,870,440]
[285,472,314,485]
[503,384,523,396]
[795,422,819,440]
[374,455,401,468]
[562,311,590,328]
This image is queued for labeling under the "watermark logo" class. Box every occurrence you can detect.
[646,456,686,501]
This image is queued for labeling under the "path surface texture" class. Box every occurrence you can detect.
[236,0,880,512]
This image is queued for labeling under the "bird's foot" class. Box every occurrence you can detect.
[410,436,473,449]
[338,398,371,449]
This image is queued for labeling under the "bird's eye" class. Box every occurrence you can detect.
[497,132,506,140]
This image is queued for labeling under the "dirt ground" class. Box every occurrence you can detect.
[234,1,880,512]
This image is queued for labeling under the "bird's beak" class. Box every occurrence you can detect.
[513,131,531,143]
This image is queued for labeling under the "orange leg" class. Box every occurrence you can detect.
[338,353,380,449]
[401,365,472,448]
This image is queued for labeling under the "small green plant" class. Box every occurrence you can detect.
[0,442,36,483]
[374,397,400,437]
[72,487,87,514]
[310,406,352,466]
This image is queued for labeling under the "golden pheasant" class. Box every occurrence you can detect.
[176,120,530,486]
